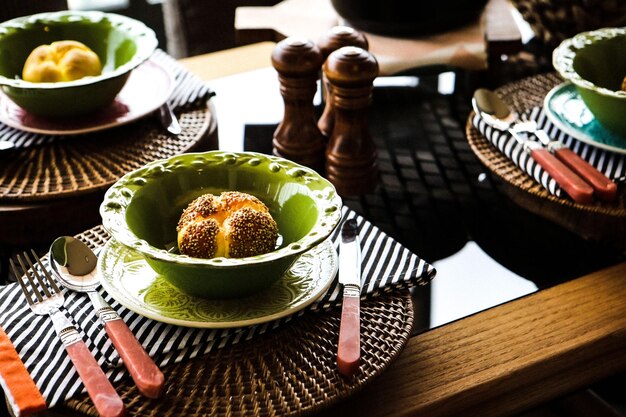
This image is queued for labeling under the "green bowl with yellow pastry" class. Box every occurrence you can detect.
[100,151,343,299]
[0,10,157,117]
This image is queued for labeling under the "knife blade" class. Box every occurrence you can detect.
[337,218,361,377]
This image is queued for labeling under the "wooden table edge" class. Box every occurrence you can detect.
[324,261,626,416]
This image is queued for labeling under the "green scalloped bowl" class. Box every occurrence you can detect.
[0,11,157,117]
[100,151,343,299]
[553,27,626,136]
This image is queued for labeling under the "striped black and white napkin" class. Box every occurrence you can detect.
[0,49,215,151]
[472,106,626,198]
[0,206,435,413]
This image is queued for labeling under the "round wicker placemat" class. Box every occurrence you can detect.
[0,103,215,201]
[62,226,414,417]
[466,72,626,249]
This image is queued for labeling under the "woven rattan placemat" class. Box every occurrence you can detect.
[466,72,626,248]
[60,226,414,417]
[0,104,214,202]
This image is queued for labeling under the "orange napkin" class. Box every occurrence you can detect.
[0,327,46,416]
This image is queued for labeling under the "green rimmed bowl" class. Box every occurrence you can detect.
[553,27,626,136]
[100,151,343,299]
[0,10,157,117]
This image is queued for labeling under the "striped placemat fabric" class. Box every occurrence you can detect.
[153,49,215,110]
[0,206,435,415]
[472,106,626,199]
[0,49,214,152]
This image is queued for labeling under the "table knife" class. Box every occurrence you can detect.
[337,218,361,377]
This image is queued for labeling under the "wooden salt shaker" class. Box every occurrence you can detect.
[324,46,379,196]
[317,26,369,139]
[271,37,326,173]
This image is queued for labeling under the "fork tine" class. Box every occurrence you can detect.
[31,249,62,295]
[19,252,51,300]
[9,258,36,306]
[14,254,44,303]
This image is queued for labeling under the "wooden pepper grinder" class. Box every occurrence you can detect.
[317,26,369,139]
[271,37,326,173]
[324,46,379,196]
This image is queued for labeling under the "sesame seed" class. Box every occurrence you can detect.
[177,191,278,259]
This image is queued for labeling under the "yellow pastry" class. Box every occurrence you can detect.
[22,40,102,82]
[177,191,279,259]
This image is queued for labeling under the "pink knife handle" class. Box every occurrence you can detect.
[105,319,165,399]
[337,294,360,377]
[554,147,618,202]
[531,148,594,204]
[65,340,127,417]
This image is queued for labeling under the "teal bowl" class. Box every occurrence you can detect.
[553,27,626,136]
[100,151,343,299]
[0,11,157,117]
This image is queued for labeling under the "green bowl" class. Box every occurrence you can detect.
[553,27,626,136]
[0,11,157,117]
[100,151,343,299]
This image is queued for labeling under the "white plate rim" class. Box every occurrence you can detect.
[0,59,174,136]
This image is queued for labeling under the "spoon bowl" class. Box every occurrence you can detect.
[49,236,99,291]
[472,88,519,130]
[49,236,165,399]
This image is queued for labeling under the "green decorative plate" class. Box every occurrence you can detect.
[99,238,337,328]
[543,82,626,154]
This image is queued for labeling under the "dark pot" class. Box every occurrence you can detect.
[330,0,489,37]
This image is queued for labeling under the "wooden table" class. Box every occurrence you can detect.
[11,45,624,417]
[234,0,523,77]
[177,49,626,417]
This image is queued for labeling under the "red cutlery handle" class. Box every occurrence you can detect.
[65,340,127,417]
[554,147,618,202]
[531,148,594,204]
[105,319,165,399]
[337,294,360,377]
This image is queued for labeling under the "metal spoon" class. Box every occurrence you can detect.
[158,103,181,135]
[472,89,594,204]
[49,236,165,399]
[473,88,617,202]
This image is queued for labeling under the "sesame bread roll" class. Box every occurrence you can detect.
[177,191,279,259]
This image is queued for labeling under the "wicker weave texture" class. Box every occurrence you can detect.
[510,0,626,48]
[466,72,626,247]
[64,226,415,417]
[0,106,213,201]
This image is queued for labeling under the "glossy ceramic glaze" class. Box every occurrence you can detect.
[544,82,626,153]
[99,238,337,327]
[553,27,626,136]
[0,11,157,117]
[0,59,172,135]
[100,151,343,299]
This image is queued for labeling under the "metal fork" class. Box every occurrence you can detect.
[10,250,127,417]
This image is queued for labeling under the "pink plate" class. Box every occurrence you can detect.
[0,59,174,136]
